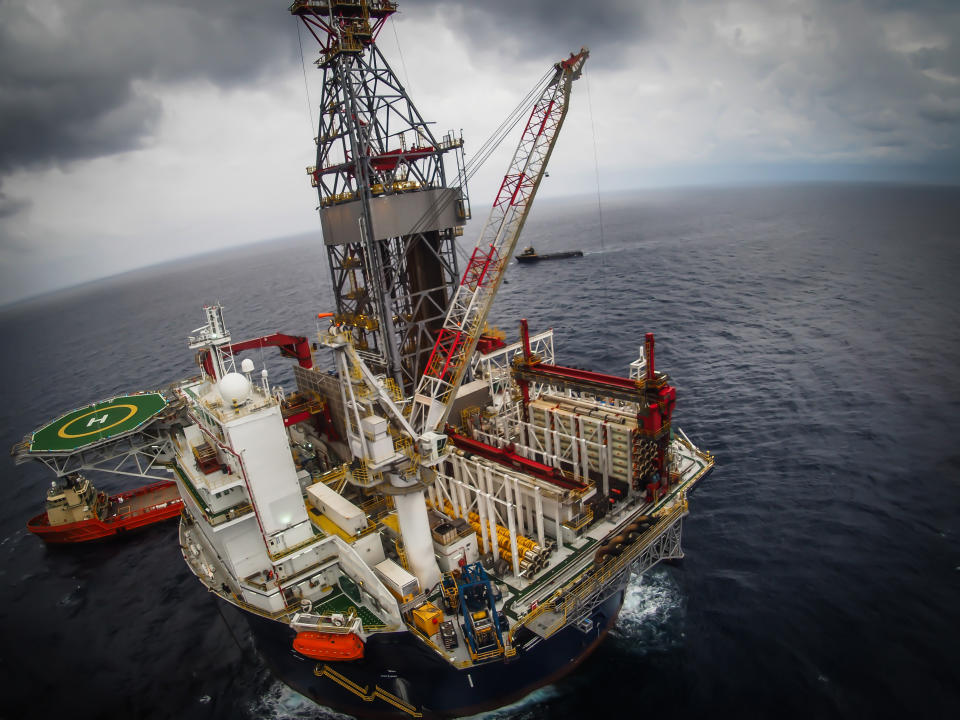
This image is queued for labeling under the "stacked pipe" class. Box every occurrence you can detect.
[464,510,550,577]
[431,500,550,576]
[593,515,653,565]
[631,437,657,491]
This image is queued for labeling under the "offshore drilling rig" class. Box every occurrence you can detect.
[13,2,715,717]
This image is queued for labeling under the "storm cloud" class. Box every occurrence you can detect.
[408,0,652,65]
[411,0,960,167]
[4,0,958,174]
[1,0,959,306]
[0,0,297,173]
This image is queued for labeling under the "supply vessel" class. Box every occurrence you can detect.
[14,392,184,543]
[516,246,584,263]
[26,476,182,543]
[12,1,713,716]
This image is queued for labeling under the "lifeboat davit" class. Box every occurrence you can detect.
[293,631,364,661]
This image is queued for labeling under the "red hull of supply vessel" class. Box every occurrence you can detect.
[27,480,183,544]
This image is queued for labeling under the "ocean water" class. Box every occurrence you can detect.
[1,183,958,719]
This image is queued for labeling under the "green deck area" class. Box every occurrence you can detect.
[30,392,167,453]
[316,590,386,629]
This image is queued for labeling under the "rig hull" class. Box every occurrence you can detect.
[242,588,626,719]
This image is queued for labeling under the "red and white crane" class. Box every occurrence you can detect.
[411,49,589,440]
[322,49,589,590]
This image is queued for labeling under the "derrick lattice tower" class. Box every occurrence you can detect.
[291,0,470,392]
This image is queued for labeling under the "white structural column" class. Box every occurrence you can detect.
[507,501,520,577]
[451,459,464,517]
[535,487,546,547]
[513,477,525,536]
[577,416,590,479]
[485,479,500,562]
[604,425,612,496]
[476,481,490,557]
[554,499,563,543]
[393,488,441,592]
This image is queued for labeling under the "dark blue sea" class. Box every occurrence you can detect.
[1,184,958,719]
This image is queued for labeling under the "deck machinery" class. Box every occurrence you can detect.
[168,1,716,717]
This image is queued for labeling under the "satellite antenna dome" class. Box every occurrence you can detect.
[219,372,252,408]
[240,358,255,373]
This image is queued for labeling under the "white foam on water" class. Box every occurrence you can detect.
[610,568,686,653]
[57,583,85,609]
[248,680,352,720]
[460,683,563,720]
[249,677,563,720]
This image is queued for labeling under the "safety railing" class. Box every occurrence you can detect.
[269,531,324,562]
[511,498,687,641]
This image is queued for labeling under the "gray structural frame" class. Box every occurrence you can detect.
[301,5,470,393]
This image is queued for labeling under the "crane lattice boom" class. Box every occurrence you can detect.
[410,49,589,435]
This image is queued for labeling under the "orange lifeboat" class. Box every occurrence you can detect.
[293,631,364,661]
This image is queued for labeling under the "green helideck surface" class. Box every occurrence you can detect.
[30,393,167,453]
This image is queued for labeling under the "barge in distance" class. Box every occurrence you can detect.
[516,246,584,263]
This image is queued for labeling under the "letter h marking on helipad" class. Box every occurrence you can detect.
[87,414,110,427]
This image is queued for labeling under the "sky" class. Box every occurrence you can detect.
[1,0,959,306]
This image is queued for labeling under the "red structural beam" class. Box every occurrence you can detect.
[447,429,587,491]
[283,410,312,427]
[369,146,435,172]
[475,334,506,355]
[198,333,313,377]
[524,362,639,391]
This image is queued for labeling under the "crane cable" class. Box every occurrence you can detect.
[386,65,556,265]
[433,67,556,264]
[461,68,554,181]
[294,18,553,264]
[392,22,413,93]
[295,19,315,138]
[294,21,557,269]
[585,68,608,303]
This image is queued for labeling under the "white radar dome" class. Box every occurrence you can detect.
[219,372,252,408]
[240,358,255,373]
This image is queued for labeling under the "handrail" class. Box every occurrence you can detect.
[230,595,300,621]
[269,531,324,562]
[313,664,423,717]
[511,499,687,640]
[173,464,253,528]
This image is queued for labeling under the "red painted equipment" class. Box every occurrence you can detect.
[513,360,651,407]
[197,333,313,377]
[409,48,589,434]
[27,480,183,544]
[475,333,507,355]
[644,332,655,381]
[369,146,435,172]
[447,430,587,491]
[293,631,364,661]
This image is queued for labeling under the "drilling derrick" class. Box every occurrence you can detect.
[291,0,470,392]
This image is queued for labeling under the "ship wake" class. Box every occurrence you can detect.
[610,568,686,653]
